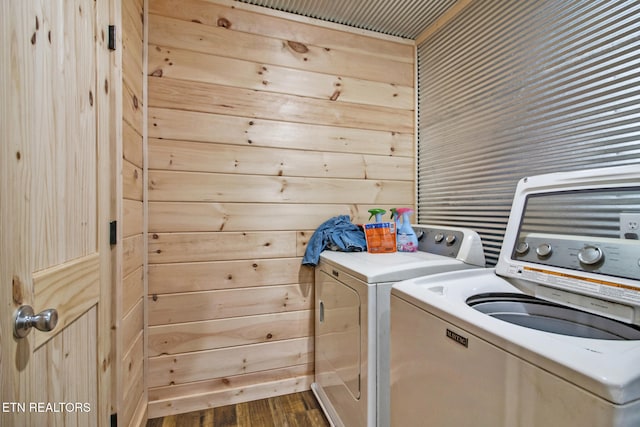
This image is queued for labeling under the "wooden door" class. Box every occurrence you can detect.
[1,0,112,426]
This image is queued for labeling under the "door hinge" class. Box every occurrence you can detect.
[110,413,117,427]
[108,25,116,50]
[109,221,117,245]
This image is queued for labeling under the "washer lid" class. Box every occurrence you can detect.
[495,165,640,324]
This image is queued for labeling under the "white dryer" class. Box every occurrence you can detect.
[391,165,640,427]
[312,224,486,427]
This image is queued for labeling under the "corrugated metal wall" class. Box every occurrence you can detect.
[236,0,457,39]
[417,0,640,266]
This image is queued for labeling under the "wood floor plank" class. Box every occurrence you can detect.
[146,417,165,427]
[213,404,238,427]
[299,391,321,412]
[147,391,329,427]
[174,409,214,427]
[250,398,277,427]
[306,410,327,426]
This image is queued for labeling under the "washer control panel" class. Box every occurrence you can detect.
[514,233,640,280]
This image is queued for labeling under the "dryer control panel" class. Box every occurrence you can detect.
[514,233,640,281]
[414,226,465,258]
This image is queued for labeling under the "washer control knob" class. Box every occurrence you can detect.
[536,243,552,258]
[578,246,604,266]
[515,242,529,255]
[434,233,444,243]
[445,234,456,245]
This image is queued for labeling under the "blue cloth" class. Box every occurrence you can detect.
[302,215,367,266]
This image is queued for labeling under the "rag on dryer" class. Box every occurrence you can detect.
[302,215,366,266]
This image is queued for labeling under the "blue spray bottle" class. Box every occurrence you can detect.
[395,208,418,252]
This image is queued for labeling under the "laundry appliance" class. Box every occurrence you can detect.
[311,224,485,427]
[390,165,640,427]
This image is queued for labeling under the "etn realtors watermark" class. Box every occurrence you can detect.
[2,402,91,413]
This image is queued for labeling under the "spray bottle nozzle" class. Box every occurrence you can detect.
[368,208,387,222]
[395,207,414,216]
[389,208,398,219]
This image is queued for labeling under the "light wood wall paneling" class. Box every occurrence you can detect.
[148,201,405,234]
[148,139,413,180]
[149,284,312,325]
[123,65,144,129]
[148,231,297,264]
[148,14,413,86]
[123,298,144,354]
[123,120,144,169]
[149,45,413,110]
[123,266,145,316]
[123,199,144,238]
[148,171,413,204]
[149,77,413,133]
[148,310,313,356]
[122,366,146,427]
[123,159,144,201]
[122,234,145,277]
[148,366,313,418]
[122,0,144,88]
[148,363,311,404]
[149,108,413,157]
[122,331,145,399]
[149,0,413,63]
[148,337,312,388]
[123,80,144,136]
[118,0,149,418]
[146,0,415,415]
[296,232,311,258]
[148,258,313,294]
[148,203,353,233]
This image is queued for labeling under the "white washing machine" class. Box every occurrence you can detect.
[390,165,640,427]
[311,225,486,427]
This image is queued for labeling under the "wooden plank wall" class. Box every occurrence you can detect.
[146,0,416,418]
[120,0,148,424]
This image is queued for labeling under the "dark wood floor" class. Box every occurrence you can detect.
[146,391,330,427]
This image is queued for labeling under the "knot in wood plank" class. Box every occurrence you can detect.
[217,17,231,29]
[287,40,309,54]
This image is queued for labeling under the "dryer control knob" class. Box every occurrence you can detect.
[445,234,456,245]
[578,246,604,266]
[536,243,552,258]
[434,233,444,243]
[515,242,529,255]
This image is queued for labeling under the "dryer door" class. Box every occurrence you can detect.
[316,269,361,399]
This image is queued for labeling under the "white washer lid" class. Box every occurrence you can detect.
[319,250,472,283]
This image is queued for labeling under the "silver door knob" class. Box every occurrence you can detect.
[13,305,58,338]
